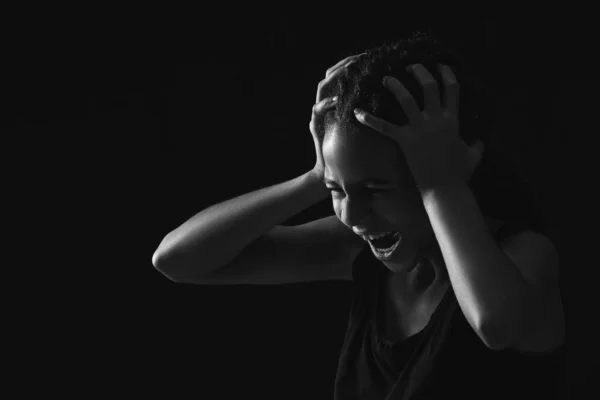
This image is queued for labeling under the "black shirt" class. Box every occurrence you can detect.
[333,218,565,400]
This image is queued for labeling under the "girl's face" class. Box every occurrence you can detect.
[322,123,438,274]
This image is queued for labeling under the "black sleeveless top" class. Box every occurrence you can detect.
[333,217,565,400]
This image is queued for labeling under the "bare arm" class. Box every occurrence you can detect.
[153,54,362,283]
[152,171,329,282]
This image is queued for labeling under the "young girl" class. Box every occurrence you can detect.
[317,31,565,400]
[153,30,565,399]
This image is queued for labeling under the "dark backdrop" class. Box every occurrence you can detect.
[4,9,593,399]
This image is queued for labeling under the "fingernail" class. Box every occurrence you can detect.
[382,76,389,86]
[331,96,338,102]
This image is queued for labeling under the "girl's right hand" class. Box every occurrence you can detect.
[309,53,365,180]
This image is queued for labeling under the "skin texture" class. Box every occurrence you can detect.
[322,122,450,300]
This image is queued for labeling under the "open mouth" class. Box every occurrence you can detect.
[367,231,402,259]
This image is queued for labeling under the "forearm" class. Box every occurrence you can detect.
[153,170,330,279]
[421,183,529,348]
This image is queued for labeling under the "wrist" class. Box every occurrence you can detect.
[421,181,473,208]
[304,170,330,199]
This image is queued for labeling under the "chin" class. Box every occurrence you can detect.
[381,246,421,274]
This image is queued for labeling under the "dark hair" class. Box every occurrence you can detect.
[320,29,494,146]
[319,29,547,234]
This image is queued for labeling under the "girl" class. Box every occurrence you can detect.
[153,30,565,399]
[319,31,565,399]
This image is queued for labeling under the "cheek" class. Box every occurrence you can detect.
[332,199,345,219]
[386,191,415,210]
[333,201,341,217]
[383,193,429,224]
[393,185,425,209]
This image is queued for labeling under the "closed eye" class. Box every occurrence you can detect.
[328,188,389,194]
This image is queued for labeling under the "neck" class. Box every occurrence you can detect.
[386,244,448,301]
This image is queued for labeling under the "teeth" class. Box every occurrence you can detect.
[361,231,397,241]
[369,232,403,257]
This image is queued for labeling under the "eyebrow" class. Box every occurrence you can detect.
[321,177,392,186]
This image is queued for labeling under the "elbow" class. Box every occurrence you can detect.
[477,318,512,350]
[152,239,171,270]
[152,248,185,283]
[152,249,164,270]
[152,232,182,280]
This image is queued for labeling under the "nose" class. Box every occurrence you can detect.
[338,197,372,231]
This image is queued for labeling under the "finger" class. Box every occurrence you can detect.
[318,53,366,103]
[316,62,351,103]
[325,56,355,77]
[383,77,423,124]
[407,64,442,113]
[354,109,405,140]
[325,53,366,77]
[313,96,338,116]
[438,64,459,116]
[310,97,339,134]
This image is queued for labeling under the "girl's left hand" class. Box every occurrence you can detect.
[353,63,485,194]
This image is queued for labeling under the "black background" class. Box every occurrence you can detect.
[4,8,595,399]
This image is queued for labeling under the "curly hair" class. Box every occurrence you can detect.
[319,29,547,234]
[320,29,492,146]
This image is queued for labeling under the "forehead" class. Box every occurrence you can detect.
[322,124,405,182]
